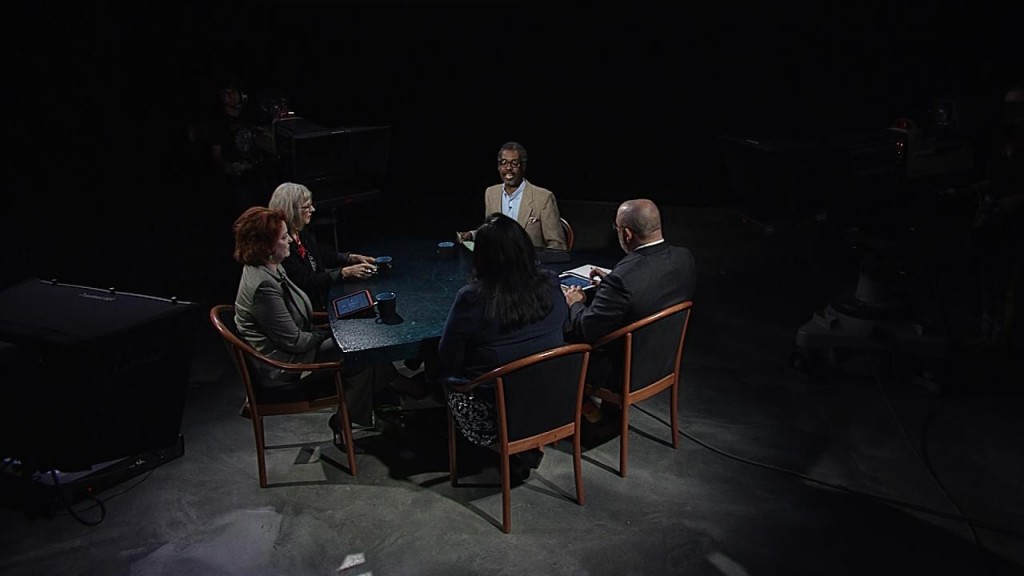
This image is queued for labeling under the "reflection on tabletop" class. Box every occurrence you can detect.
[326,236,617,366]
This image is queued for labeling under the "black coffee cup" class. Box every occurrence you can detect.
[375,256,393,275]
[375,291,397,320]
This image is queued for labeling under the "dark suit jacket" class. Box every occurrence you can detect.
[280,228,343,312]
[567,242,696,343]
[438,270,568,384]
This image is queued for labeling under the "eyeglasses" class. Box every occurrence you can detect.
[300,203,315,212]
[498,159,523,168]
[611,222,625,232]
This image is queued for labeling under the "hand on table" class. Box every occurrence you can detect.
[348,253,376,265]
[342,263,377,280]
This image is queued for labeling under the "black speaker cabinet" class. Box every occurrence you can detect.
[272,118,391,210]
[0,279,201,474]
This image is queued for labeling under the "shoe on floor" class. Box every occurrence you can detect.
[328,413,365,454]
[517,448,544,470]
[582,397,603,424]
[509,454,532,481]
[598,400,622,423]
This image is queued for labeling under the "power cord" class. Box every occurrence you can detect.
[38,453,161,527]
[51,468,156,525]
[630,402,1021,538]
[868,350,993,575]
[49,468,105,527]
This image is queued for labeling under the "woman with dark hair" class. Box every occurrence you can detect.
[438,213,568,471]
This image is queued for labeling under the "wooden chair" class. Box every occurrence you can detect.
[589,300,693,477]
[448,343,592,533]
[209,305,358,487]
[559,217,575,252]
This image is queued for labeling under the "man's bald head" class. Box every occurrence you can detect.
[617,199,663,245]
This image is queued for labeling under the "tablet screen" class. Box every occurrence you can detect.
[559,273,593,290]
[332,290,373,318]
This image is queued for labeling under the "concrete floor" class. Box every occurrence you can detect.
[1,200,1022,576]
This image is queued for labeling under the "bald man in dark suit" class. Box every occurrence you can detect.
[564,199,696,343]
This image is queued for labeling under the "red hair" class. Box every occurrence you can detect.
[233,207,286,266]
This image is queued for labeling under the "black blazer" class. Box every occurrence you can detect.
[280,228,342,312]
[438,270,568,383]
[567,242,696,343]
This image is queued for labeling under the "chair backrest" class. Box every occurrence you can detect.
[559,217,575,252]
[209,304,260,397]
[479,343,591,443]
[596,301,693,393]
[209,304,355,484]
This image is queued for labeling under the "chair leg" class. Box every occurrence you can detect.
[618,403,630,478]
[447,412,458,487]
[338,403,358,476]
[670,380,679,449]
[500,449,512,534]
[573,432,585,505]
[253,416,268,488]
[335,373,358,476]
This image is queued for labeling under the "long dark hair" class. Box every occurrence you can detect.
[472,213,552,330]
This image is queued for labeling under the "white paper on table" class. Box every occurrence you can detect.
[561,264,611,278]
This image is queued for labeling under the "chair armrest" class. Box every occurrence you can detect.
[250,353,344,373]
[313,311,330,330]
[592,301,694,348]
[592,324,633,349]
[457,343,594,391]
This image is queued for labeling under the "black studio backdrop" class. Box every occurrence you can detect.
[9,3,1017,299]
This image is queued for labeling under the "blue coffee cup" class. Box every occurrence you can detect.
[437,241,455,260]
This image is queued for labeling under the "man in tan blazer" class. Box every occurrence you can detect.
[460,141,568,251]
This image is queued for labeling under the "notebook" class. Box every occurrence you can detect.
[562,264,612,278]
[456,232,475,252]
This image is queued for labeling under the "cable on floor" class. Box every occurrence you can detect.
[49,468,105,527]
[630,402,1022,538]
[869,350,994,576]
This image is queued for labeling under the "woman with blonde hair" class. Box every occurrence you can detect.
[269,182,377,311]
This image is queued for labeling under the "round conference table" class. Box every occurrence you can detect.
[327,237,471,367]
[327,236,617,368]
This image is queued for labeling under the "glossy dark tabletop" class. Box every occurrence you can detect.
[328,237,473,366]
[327,237,620,367]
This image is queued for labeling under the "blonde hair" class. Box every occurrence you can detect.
[269,182,313,231]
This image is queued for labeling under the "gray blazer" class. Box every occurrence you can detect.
[484,181,567,251]
[235,264,325,382]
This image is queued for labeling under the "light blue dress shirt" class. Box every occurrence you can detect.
[501,180,526,220]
